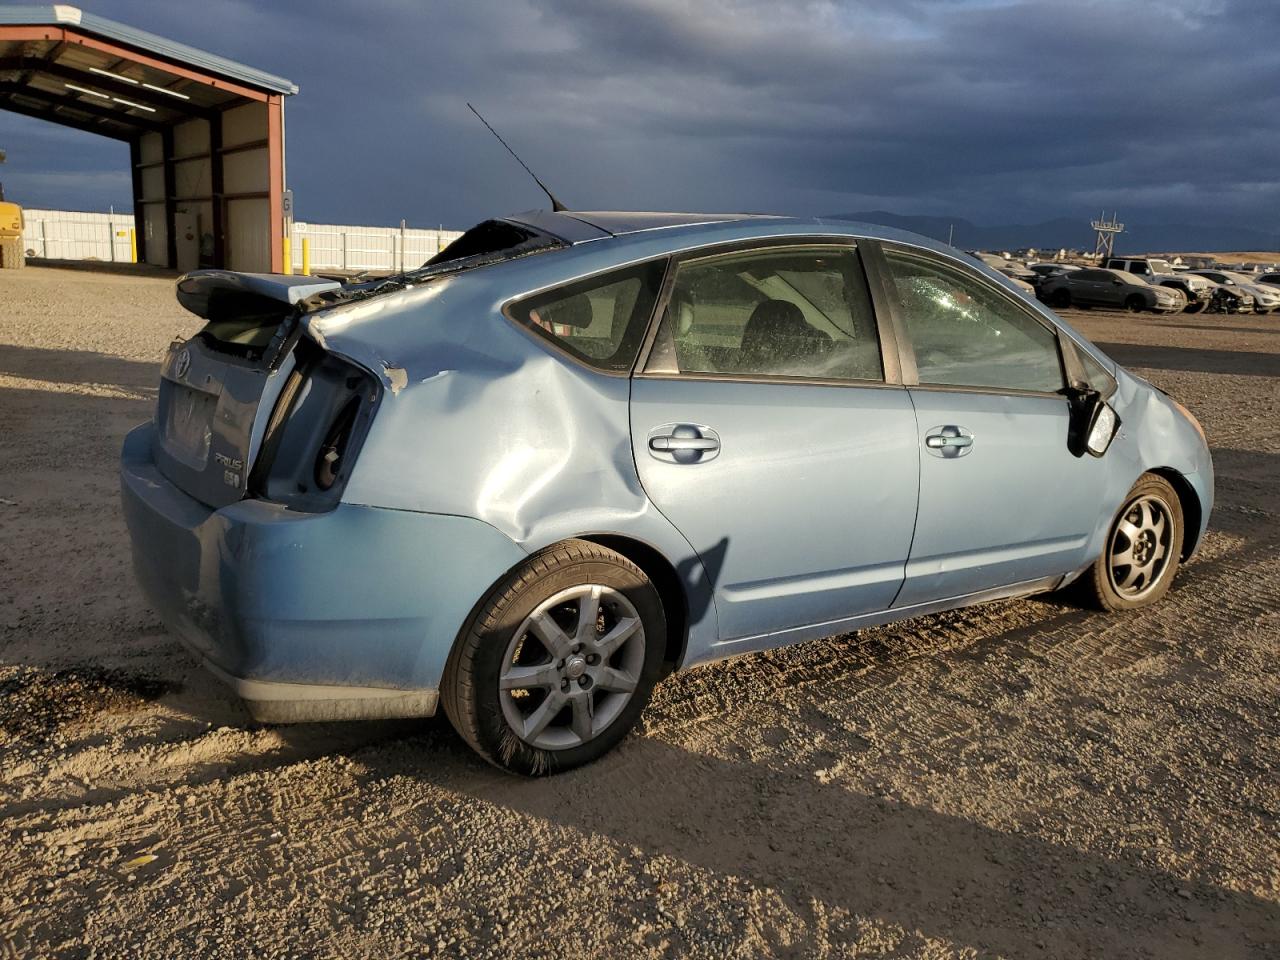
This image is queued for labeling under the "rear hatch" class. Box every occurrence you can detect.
[155,271,349,509]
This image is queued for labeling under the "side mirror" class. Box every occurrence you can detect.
[1066,387,1121,458]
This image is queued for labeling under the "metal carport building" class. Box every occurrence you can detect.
[0,5,296,272]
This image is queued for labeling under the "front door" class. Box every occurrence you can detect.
[876,245,1109,607]
[630,243,919,642]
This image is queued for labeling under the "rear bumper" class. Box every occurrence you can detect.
[120,423,527,722]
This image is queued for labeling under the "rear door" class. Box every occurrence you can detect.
[869,243,1109,607]
[629,241,919,643]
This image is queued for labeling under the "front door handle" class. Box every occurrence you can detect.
[647,424,721,464]
[924,425,975,458]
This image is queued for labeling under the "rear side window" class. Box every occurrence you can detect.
[644,246,883,381]
[508,260,667,372]
[884,248,1064,394]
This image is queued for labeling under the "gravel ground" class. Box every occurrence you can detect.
[1,265,1277,959]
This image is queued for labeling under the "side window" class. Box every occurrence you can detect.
[509,260,667,372]
[644,246,883,382]
[884,249,1065,393]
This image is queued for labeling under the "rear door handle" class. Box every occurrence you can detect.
[924,425,974,458]
[646,424,721,463]
[649,436,719,452]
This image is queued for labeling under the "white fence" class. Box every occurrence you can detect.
[19,208,464,273]
[21,208,137,263]
[291,221,464,273]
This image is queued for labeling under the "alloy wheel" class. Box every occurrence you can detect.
[499,584,646,751]
[1107,495,1174,600]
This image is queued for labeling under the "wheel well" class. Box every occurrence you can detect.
[1150,467,1202,560]
[580,534,689,673]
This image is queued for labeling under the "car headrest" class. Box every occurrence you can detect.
[743,299,822,343]
[541,293,594,329]
[670,289,697,336]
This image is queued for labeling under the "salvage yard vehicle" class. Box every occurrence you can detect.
[1190,269,1280,314]
[1038,267,1186,313]
[971,251,1038,285]
[1103,257,1215,314]
[1028,262,1080,287]
[121,212,1213,775]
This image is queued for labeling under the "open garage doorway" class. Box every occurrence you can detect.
[0,5,295,272]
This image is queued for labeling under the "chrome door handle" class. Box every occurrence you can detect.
[646,424,721,463]
[924,425,975,458]
[649,436,719,452]
[925,434,973,450]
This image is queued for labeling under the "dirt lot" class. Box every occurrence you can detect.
[1,265,1277,959]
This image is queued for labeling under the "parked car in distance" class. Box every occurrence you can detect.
[1029,262,1080,278]
[1190,270,1280,313]
[1028,263,1081,290]
[1039,267,1186,313]
[1007,275,1037,297]
[1103,257,1215,314]
[120,211,1213,775]
[972,251,1038,284]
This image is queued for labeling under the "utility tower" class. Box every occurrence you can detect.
[1091,211,1124,260]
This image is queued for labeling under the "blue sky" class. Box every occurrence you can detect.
[2,0,1277,233]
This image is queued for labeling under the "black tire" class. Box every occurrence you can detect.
[1049,287,1072,309]
[1078,474,1184,612]
[1183,301,1204,314]
[441,540,666,775]
[1125,294,1147,313]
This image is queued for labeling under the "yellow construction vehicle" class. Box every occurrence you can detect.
[0,200,22,270]
[0,150,25,269]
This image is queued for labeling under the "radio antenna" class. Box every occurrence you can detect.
[467,102,568,212]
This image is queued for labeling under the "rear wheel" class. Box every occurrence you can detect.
[1125,294,1146,313]
[1079,474,1184,611]
[442,540,666,775]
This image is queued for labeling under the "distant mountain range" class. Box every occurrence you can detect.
[826,211,1280,255]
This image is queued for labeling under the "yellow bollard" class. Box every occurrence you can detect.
[129,228,137,264]
[282,235,293,275]
[301,237,311,276]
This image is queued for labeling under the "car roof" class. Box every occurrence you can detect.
[504,209,784,242]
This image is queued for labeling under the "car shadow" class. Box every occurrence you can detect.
[443,734,1276,958]
[1150,321,1280,336]
[1092,341,1280,378]
[0,343,162,393]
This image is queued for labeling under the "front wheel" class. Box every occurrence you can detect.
[1183,301,1204,314]
[442,540,666,775]
[1080,474,1184,611]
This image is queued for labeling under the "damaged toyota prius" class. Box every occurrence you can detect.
[121,211,1213,775]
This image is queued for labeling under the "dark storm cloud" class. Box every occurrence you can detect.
[2,0,1277,231]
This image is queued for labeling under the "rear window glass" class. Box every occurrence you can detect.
[190,289,294,356]
[418,219,564,273]
[508,260,667,372]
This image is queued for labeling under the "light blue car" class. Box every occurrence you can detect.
[121,211,1213,774]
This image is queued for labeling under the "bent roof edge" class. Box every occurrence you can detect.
[503,209,972,259]
[0,5,298,95]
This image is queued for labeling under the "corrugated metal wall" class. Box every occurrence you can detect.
[21,209,464,273]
